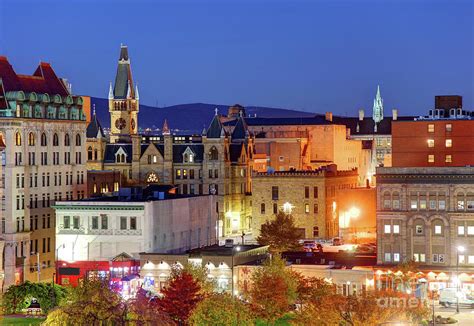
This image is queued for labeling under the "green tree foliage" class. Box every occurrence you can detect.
[189,293,254,326]
[158,271,203,324]
[43,279,126,325]
[257,211,302,253]
[2,281,67,314]
[247,255,298,323]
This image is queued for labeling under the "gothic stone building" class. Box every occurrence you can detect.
[86,45,253,237]
[0,56,87,286]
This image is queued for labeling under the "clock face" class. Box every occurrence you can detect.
[131,118,136,131]
[115,118,126,130]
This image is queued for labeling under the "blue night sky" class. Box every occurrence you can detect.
[0,0,473,116]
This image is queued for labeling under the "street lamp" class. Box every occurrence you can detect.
[456,245,465,314]
[231,246,241,296]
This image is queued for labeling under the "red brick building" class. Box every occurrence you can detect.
[392,96,474,167]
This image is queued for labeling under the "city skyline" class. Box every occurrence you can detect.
[1,0,472,116]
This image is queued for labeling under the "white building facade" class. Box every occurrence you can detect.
[54,195,218,262]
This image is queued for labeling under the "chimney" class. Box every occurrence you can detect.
[358,109,364,121]
[392,108,398,121]
[325,112,333,122]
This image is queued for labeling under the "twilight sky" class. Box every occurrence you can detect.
[0,0,473,116]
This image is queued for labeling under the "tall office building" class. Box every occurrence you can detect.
[0,56,87,286]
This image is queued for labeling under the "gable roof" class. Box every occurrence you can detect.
[86,112,105,138]
[206,114,225,138]
[104,144,133,163]
[173,144,204,163]
[231,116,248,140]
[0,56,69,96]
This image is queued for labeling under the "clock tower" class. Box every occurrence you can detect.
[109,44,139,143]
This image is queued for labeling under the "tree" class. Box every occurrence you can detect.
[2,281,67,314]
[294,274,336,305]
[158,271,203,324]
[257,211,302,253]
[293,290,430,326]
[170,262,216,296]
[189,293,254,326]
[43,279,126,325]
[247,255,298,323]
[127,287,175,325]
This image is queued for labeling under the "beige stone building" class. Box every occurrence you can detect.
[86,45,254,237]
[377,167,474,270]
[0,56,87,286]
[251,165,358,239]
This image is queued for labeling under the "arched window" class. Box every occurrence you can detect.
[121,154,125,162]
[87,146,93,160]
[53,133,59,146]
[94,149,98,160]
[28,132,35,146]
[15,131,21,146]
[209,146,218,160]
[75,134,81,146]
[41,133,47,146]
[64,133,70,146]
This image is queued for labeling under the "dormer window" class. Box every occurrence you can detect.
[115,147,128,163]
[183,147,195,163]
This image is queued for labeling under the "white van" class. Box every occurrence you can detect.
[439,288,474,308]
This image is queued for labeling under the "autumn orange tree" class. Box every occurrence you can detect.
[247,255,298,323]
[127,287,175,325]
[257,211,302,253]
[158,271,203,324]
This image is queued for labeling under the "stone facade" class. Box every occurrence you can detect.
[377,167,474,270]
[251,165,358,239]
[86,46,254,237]
[0,57,87,286]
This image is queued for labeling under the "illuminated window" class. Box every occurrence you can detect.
[428,124,434,132]
[445,155,452,163]
[393,225,400,234]
[175,169,181,179]
[446,124,452,132]
[434,225,442,235]
[28,132,35,146]
[384,225,391,234]
[458,225,465,235]
[428,155,434,163]
[305,203,310,213]
[384,253,391,262]
[15,131,22,146]
[393,253,400,262]
[427,139,434,148]
[468,226,474,235]
[459,255,465,264]
[445,139,452,147]
[147,172,159,183]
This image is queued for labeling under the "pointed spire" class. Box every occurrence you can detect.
[162,119,170,135]
[108,82,114,100]
[372,84,384,124]
[201,127,207,136]
[214,107,219,115]
[92,104,96,116]
[135,84,139,100]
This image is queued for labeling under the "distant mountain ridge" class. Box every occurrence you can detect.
[91,97,317,133]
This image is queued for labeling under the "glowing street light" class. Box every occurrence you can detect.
[348,207,360,218]
[282,202,294,214]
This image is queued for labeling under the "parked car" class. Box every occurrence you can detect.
[439,288,474,308]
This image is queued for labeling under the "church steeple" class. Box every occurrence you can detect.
[108,44,139,143]
[372,85,384,125]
